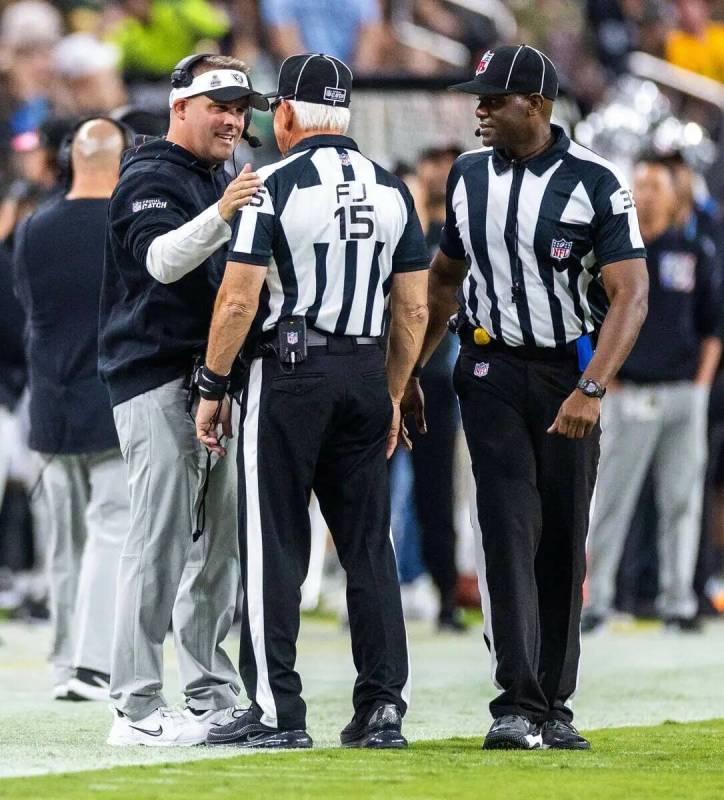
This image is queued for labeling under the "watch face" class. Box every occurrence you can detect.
[578,378,602,397]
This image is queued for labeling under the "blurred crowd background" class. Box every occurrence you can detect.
[0,0,723,631]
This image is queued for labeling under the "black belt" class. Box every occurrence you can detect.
[255,328,384,357]
[459,325,577,363]
[306,330,381,347]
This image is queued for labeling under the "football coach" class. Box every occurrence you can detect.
[403,45,648,750]
[100,54,268,746]
[195,53,430,749]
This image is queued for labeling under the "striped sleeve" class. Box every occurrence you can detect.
[392,181,429,272]
[439,160,466,260]
[227,179,276,266]
[590,168,646,267]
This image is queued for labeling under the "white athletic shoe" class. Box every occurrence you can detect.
[182,704,246,737]
[52,683,71,701]
[67,668,110,702]
[107,706,207,747]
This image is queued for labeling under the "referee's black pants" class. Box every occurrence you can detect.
[454,344,600,724]
[236,342,409,731]
[409,365,460,608]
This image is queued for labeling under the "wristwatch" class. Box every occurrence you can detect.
[576,377,606,398]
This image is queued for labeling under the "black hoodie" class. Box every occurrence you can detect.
[99,138,230,406]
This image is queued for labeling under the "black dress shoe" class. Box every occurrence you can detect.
[340,704,407,749]
[206,707,312,749]
[580,610,607,634]
[438,607,468,633]
[483,715,543,750]
[541,719,591,750]
[664,615,702,633]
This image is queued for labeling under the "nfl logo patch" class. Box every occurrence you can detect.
[550,238,573,261]
[286,331,299,345]
[339,151,351,167]
[473,361,489,378]
[476,51,494,75]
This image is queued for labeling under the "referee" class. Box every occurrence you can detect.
[404,45,648,749]
[195,53,429,749]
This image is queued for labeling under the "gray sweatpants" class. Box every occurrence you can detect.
[111,378,240,720]
[43,449,129,686]
[586,381,708,619]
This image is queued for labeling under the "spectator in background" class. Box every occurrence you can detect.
[106,0,230,80]
[587,0,668,75]
[0,115,68,242]
[666,0,724,83]
[13,119,131,701]
[260,0,385,73]
[0,1,63,172]
[52,34,127,115]
[406,145,465,631]
[583,157,722,634]
[0,242,26,511]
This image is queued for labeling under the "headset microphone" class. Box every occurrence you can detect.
[475,128,483,137]
[243,130,262,148]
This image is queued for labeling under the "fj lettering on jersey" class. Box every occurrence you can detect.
[227,135,428,339]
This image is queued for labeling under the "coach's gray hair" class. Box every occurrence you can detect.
[289,100,350,134]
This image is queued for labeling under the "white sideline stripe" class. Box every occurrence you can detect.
[243,358,277,727]
[388,528,412,708]
[469,484,502,690]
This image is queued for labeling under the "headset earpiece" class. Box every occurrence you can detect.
[170,53,215,89]
[58,116,136,187]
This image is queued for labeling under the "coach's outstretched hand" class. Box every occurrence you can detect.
[196,396,233,456]
[218,163,264,223]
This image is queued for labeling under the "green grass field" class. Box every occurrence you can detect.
[1,720,722,800]
[1,617,723,798]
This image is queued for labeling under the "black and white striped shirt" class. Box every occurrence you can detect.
[440,125,646,349]
[228,134,428,337]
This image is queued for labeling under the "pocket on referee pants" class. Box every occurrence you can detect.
[271,373,326,396]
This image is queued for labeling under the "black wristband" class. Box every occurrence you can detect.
[411,363,423,379]
[196,365,230,401]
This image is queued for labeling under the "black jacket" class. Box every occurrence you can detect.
[0,242,26,410]
[14,197,118,453]
[619,227,722,384]
[99,138,230,406]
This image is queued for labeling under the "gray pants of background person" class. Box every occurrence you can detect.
[587,381,708,620]
[111,378,240,720]
[43,449,129,686]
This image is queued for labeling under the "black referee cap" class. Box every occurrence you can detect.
[449,44,559,101]
[264,53,353,108]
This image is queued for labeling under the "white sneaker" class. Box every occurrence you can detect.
[52,683,71,701]
[67,668,110,701]
[182,704,246,737]
[107,706,207,747]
